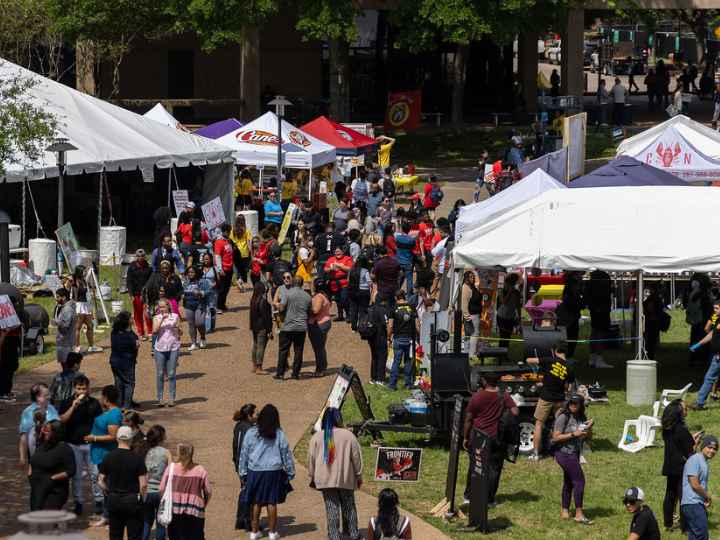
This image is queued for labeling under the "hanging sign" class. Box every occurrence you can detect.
[172,190,189,217]
[201,196,227,229]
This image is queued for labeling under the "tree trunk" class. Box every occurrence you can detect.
[451,43,469,127]
[374,10,387,115]
[75,40,96,95]
[329,38,351,120]
[240,26,261,119]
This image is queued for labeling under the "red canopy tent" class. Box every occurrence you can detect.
[300,116,377,157]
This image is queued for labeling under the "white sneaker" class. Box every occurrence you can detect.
[199,339,206,349]
[592,357,613,369]
[248,532,262,540]
[87,346,103,353]
[189,343,198,351]
[268,532,280,540]
[527,452,540,461]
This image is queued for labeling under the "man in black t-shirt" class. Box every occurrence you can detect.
[526,344,575,460]
[314,223,346,280]
[98,426,147,540]
[58,374,103,516]
[623,486,661,540]
[387,291,419,390]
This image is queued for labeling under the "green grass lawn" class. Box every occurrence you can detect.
[295,310,719,539]
[18,265,131,374]
[391,127,616,169]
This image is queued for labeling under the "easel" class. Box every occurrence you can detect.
[87,266,110,327]
[431,394,466,520]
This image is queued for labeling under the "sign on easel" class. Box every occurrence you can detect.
[55,223,80,272]
[313,364,374,433]
[0,295,22,330]
[172,190,189,217]
[277,202,297,245]
[87,267,110,326]
[375,447,422,481]
[201,196,226,229]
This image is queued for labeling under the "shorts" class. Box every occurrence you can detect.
[534,398,563,423]
[75,302,92,315]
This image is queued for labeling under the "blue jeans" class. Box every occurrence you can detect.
[401,263,414,294]
[111,364,135,409]
[696,354,720,406]
[682,503,709,540]
[389,336,413,389]
[154,349,178,402]
[142,491,166,540]
[205,291,217,333]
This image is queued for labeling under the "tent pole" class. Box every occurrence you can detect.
[636,270,645,359]
[670,274,676,307]
[22,178,26,247]
[98,171,103,251]
[308,165,312,200]
[167,168,172,209]
[620,274,626,342]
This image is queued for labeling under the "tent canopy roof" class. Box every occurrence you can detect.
[455,169,565,245]
[143,103,185,131]
[299,116,377,156]
[194,118,244,139]
[569,156,686,187]
[453,186,720,273]
[214,111,336,169]
[1,59,234,182]
[616,115,720,181]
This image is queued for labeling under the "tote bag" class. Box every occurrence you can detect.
[157,463,174,527]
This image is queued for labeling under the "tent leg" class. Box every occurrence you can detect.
[636,271,646,359]
[308,166,312,200]
[22,179,26,247]
[97,171,103,251]
[167,168,172,209]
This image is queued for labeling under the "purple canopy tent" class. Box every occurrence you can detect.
[569,155,686,188]
[194,118,244,139]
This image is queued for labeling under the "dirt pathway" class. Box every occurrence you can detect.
[0,287,451,539]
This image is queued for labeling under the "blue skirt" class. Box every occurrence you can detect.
[241,469,293,505]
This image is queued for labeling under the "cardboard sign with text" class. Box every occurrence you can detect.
[375,447,422,482]
[201,196,226,229]
[172,190,189,217]
[0,295,22,330]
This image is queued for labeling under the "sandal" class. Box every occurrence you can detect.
[574,516,593,525]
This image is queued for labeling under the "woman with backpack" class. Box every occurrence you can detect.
[422,176,443,218]
[551,394,594,525]
[462,271,482,358]
[367,488,411,539]
[232,403,257,531]
[347,255,372,332]
[308,279,332,377]
[238,404,295,540]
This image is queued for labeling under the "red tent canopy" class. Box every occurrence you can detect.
[300,116,377,157]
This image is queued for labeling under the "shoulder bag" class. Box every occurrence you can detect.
[157,463,174,527]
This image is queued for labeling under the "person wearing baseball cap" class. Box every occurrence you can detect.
[681,434,718,540]
[97,424,148,538]
[623,487,660,540]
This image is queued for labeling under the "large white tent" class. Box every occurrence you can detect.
[616,115,720,182]
[214,111,336,169]
[453,186,720,273]
[143,103,187,131]
[455,169,565,245]
[0,59,235,218]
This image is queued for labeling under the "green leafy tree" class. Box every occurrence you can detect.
[0,66,57,176]
[47,0,173,97]
[295,0,360,120]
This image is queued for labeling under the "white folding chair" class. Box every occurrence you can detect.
[652,383,693,418]
[618,415,662,453]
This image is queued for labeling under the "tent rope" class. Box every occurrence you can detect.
[102,172,115,226]
[21,179,26,247]
[26,180,47,239]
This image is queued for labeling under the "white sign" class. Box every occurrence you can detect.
[172,190,189,216]
[201,197,227,229]
[563,112,587,182]
[0,295,21,330]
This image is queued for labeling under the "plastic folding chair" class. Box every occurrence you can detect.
[617,415,662,454]
[652,383,693,418]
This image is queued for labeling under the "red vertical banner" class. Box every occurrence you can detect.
[385,90,422,132]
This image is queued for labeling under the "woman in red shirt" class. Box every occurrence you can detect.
[383,224,397,258]
[323,246,353,321]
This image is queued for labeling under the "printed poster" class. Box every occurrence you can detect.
[277,203,297,245]
[55,222,80,271]
[0,295,22,330]
[375,447,422,482]
[313,371,351,433]
[385,90,422,132]
[201,196,226,229]
[172,190,189,217]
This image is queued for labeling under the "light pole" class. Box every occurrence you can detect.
[267,96,292,192]
[0,209,10,283]
[47,138,78,231]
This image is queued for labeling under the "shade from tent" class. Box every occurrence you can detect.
[214,111,336,169]
[616,115,720,182]
[0,59,234,182]
[455,169,565,245]
[299,116,377,156]
[453,186,720,273]
[569,156,686,188]
[194,118,244,139]
[143,103,187,131]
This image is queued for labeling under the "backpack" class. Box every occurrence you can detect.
[348,265,361,294]
[383,178,396,198]
[362,245,377,264]
[358,307,377,339]
[372,516,409,540]
[496,392,520,463]
[429,184,443,205]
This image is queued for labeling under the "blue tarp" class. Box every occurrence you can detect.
[569,155,686,188]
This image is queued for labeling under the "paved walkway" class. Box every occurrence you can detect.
[0,287,452,539]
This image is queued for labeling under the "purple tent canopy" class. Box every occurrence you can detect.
[569,155,686,188]
[194,118,243,139]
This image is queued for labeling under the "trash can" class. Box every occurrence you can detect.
[626,359,656,406]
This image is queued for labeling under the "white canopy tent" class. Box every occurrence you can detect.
[616,115,720,182]
[453,186,720,357]
[143,103,187,131]
[455,169,565,245]
[0,59,236,226]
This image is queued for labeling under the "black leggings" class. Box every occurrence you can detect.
[664,474,683,529]
[233,251,250,284]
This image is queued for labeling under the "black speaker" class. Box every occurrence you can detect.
[431,353,470,394]
[521,323,567,359]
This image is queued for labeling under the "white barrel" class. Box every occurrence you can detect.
[99,226,126,266]
[9,224,21,249]
[111,300,123,314]
[626,359,657,406]
[237,210,259,237]
[29,238,57,276]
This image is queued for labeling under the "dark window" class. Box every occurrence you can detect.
[167,50,194,98]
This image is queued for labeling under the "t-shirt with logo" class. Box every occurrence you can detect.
[538,356,575,402]
[391,304,416,338]
[629,506,661,540]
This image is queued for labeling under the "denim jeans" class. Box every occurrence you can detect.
[89,463,108,518]
[696,354,720,406]
[154,349,178,402]
[68,443,99,506]
[112,364,136,409]
[184,307,206,344]
[682,503,709,540]
[142,491,166,540]
[308,321,331,373]
[389,336,413,389]
[400,263,414,294]
[204,291,217,333]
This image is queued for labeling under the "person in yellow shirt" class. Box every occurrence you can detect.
[229,215,253,291]
[376,135,396,172]
[234,169,254,209]
[281,174,299,211]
